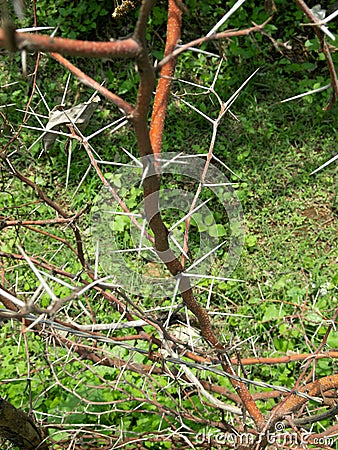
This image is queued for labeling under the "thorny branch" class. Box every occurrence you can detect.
[0,0,337,448]
[295,0,338,109]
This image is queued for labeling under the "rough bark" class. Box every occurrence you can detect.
[0,398,49,450]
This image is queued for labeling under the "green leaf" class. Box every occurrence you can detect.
[246,235,257,248]
[327,332,338,348]
[262,305,285,322]
[208,223,227,237]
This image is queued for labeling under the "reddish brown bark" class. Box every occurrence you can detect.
[150,0,182,154]
[0,28,140,58]
[276,374,338,415]
[3,1,330,443]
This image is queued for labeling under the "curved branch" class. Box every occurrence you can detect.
[0,28,140,58]
[157,18,272,71]
[292,404,338,425]
[50,53,134,115]
[295,0,338,108]
[276,374,338,416]
[0,157,87,269]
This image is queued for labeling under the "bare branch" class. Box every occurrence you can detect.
[0,28,140,58]
[157,18,272,71]
[50,53,134,115]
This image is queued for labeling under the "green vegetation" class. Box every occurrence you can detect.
[0,0,337,448]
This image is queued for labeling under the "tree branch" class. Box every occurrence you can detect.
[295,0,338,108]
[157,18,272,71]
[0,398,49,450]
[50,52,135,115]
[150,0,182,154]
[0,28,140,58]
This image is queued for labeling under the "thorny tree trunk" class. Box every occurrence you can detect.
[0,0,337,449]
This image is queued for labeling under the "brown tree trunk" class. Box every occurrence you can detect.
[0,398,49,450]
